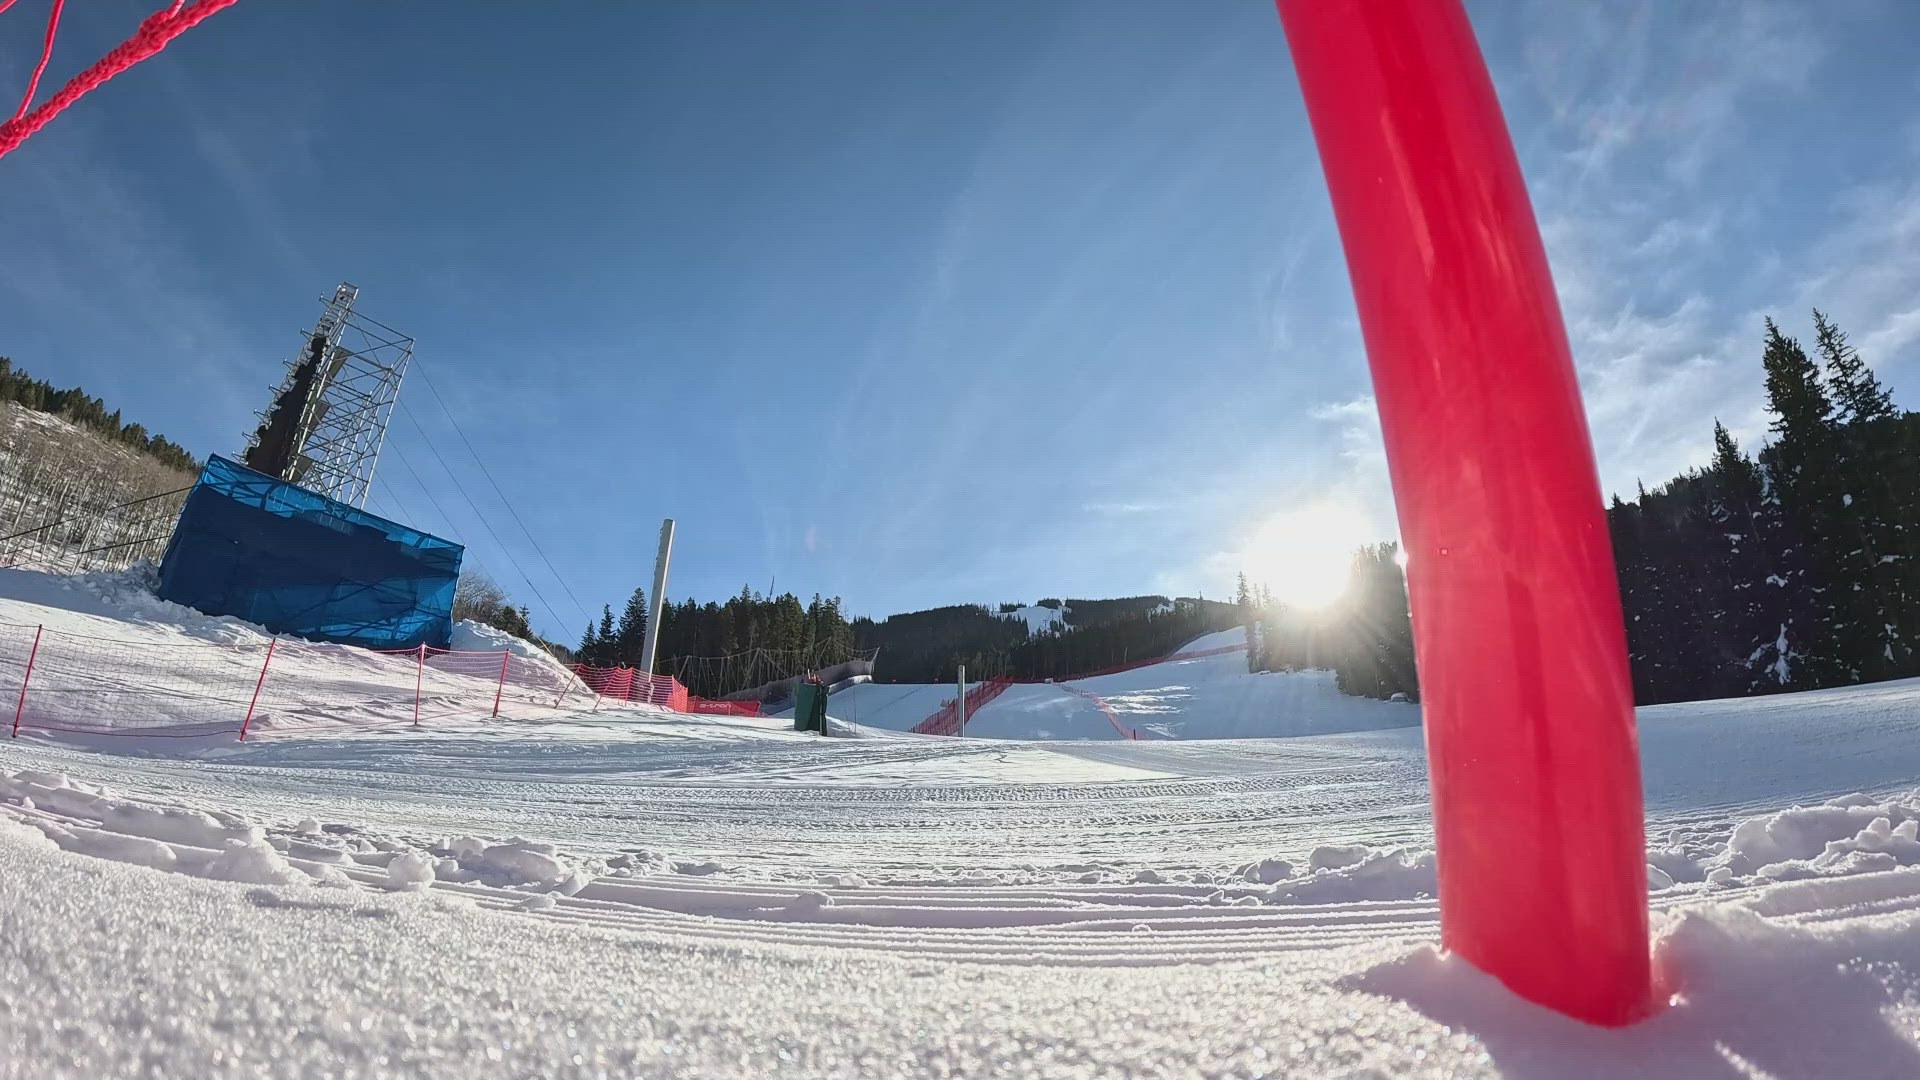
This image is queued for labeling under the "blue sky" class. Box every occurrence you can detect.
[2,0,1918,639]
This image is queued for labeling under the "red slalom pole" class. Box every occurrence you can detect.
[238,637,277,742]
[11,624,41,738]
[1274,0,1651,1025]
[413,643,425,728]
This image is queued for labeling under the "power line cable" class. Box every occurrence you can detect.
[407,360,596,623]
[381,442,465,547]
[393,400,580,636]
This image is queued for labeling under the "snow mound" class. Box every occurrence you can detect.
[206,838,305,886]
[386,850,437,891]
[450,620,559,663]
[1707,790,1920,883]
[1270,847,1437,904]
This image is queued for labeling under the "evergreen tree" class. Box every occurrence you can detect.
[1811,310,1912,675]
[1757,318,1848,686]
[1701,423,1777,696]
[1814,310,1896,424]
[615,587,648,666]
[1236,573,1256,673]
[597,605,617,664]
[1330,544,1416,700]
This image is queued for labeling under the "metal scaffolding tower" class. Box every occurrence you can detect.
[242,283,412,508]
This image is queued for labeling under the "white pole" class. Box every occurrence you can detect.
[639,518,674,676]
[956,663,967,737]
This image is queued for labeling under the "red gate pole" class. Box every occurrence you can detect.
[11,624,41,738]
[413,643,425,728]
[492,651,510,718]
[1274,0,1651,1026]
[239,637,277,742]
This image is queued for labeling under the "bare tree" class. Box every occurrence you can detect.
[452,571,510,626]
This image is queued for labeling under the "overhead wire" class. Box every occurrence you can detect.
[392,399,583,637]
[406,360,595,625]
[366,473,517,626]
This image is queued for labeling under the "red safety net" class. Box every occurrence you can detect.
[909,677,1013,737]
[568,664,691,713]
[0,621,623,740]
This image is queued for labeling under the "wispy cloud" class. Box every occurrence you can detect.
[1513,0,1837,491]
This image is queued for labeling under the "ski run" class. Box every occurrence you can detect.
[4,567,1920,1075]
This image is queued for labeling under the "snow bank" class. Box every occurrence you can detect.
[449,619,562,665]
[1,565,274,647]
[1273,847,1437,904]
[1708,789,1920,882]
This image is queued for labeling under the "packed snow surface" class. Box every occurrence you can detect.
[7,570,1920,1074]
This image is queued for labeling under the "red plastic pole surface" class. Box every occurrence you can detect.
[492,651,510,718]
[1273,0,1651,1026]
[238,637,277,742]
[413,643,425,728]
[10,624,41,738]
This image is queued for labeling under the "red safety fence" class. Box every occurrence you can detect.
[688,697,761,717]
[0,619,690,740]
[909,677,1014,736]
[568,664,690,712]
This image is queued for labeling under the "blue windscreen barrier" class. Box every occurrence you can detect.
[157,456,463,650]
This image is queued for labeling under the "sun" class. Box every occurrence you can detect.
[1239,502,1380,611]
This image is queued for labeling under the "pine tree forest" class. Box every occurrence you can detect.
[0,357,198,473]
[1275,311,1920,705]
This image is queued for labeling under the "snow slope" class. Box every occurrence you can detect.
[9,573,1920,1073]
[826,628,1420,740]
[995,601,1068,634]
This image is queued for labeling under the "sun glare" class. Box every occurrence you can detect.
[1240,502,1379,611]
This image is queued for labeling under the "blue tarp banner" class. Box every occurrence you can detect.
[157,456,463,650]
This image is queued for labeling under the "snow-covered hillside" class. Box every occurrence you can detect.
[7,569,1920,1074]
[822,628,1419,740]
[994,600,1068,634]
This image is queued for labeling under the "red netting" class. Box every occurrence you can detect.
[568,664,691,712]
[0,0,242,163]
[0,621,637,740]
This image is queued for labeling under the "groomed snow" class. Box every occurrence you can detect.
[8,571,1920,1074]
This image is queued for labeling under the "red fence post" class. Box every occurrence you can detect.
[11,624,41,738]
[492,651,510,718]
[1273,0,1650,1025]
[238,637,277,742]
[413,643,425,728]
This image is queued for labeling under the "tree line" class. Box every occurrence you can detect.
[0,357,198,474]
[1236,547,1418,701]
[1263,310,1918,705]
[1613,311,1916,702]
[570,585,859,699]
